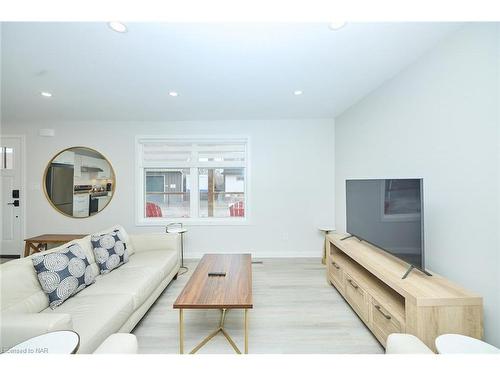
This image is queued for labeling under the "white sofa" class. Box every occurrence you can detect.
[0,225,180,354]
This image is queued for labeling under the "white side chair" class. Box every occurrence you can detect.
[93,333,138,354]
[435,334,500,354]
[385,333,433,354]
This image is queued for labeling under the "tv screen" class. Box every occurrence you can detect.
[346,179,424,270]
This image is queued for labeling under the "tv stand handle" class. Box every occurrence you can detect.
[374,305,392,320]
[331,261,340,269]
[347,279,359,289]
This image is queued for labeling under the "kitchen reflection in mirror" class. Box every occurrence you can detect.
[44,147,115,218]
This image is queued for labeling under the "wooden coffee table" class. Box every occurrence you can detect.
[173,254,253,354]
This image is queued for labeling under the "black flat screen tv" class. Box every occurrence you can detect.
[346,178,425,271]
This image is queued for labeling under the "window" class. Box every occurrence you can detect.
[198,168,245,218]
[137,138,248,224]
[145,169,191,218]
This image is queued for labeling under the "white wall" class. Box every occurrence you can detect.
[2,119,335,258]
[335,24,500,346]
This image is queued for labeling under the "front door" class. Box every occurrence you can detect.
[1,136,24,256]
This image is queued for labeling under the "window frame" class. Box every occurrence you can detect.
[135,135,251,226]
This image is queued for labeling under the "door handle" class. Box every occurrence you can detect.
[7,200,19,207]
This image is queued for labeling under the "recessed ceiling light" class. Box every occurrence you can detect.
[293,90,303,96]
[40,91,53,98]
[169,91,179,97]
[329,22,347,31]
[108,22,127,33]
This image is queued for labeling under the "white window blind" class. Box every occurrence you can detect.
[139,139,246,168]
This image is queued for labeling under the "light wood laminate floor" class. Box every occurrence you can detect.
[132,258,384,354]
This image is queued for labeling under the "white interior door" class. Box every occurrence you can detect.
[1,136,24,256]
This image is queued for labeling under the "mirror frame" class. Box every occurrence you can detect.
[43,146,116,219]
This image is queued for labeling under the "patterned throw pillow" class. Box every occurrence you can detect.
[32,243,96,309]
[90,229,129,274]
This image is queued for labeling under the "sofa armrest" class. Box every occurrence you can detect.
[94,333,138,354]
[128,233,181,255]
[0,313,73,352]
[386,333,434,354]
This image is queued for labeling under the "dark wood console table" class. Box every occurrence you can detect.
[24,234,87,257]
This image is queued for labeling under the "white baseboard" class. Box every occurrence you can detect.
[185,251,321,260]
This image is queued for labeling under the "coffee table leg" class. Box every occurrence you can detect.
[244,308,248,354]
[179,309,184,354]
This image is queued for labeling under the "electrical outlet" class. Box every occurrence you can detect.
[282,232,289,241]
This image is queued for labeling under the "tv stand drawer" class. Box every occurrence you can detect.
[329,260,344,291]
[371,298,403,346]
[344,273,369,323]
[371,299,403,347]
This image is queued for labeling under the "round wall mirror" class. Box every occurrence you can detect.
[44,147,115,218]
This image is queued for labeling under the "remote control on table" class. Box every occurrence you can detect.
[208,272,226,277]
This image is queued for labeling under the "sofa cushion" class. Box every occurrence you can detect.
[0,313,73,351]
[91,229,130,274]
[122,249,179,282]
[44,294,134,354]
[76,266,160,310]
[32,244,96,309]
[1,258,49,313]
[93,333,138,354]
[128,233,179,254]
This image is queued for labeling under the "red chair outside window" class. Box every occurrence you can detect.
[229,201,244,217]
[146,202,163,217]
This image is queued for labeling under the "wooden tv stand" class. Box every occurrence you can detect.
[326,233,483,352]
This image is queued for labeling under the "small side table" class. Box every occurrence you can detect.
[24,234,87,257]
[319,227,334,265]
[6,330,80,354]
[435,334,500,354]
[166,223,188,275]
